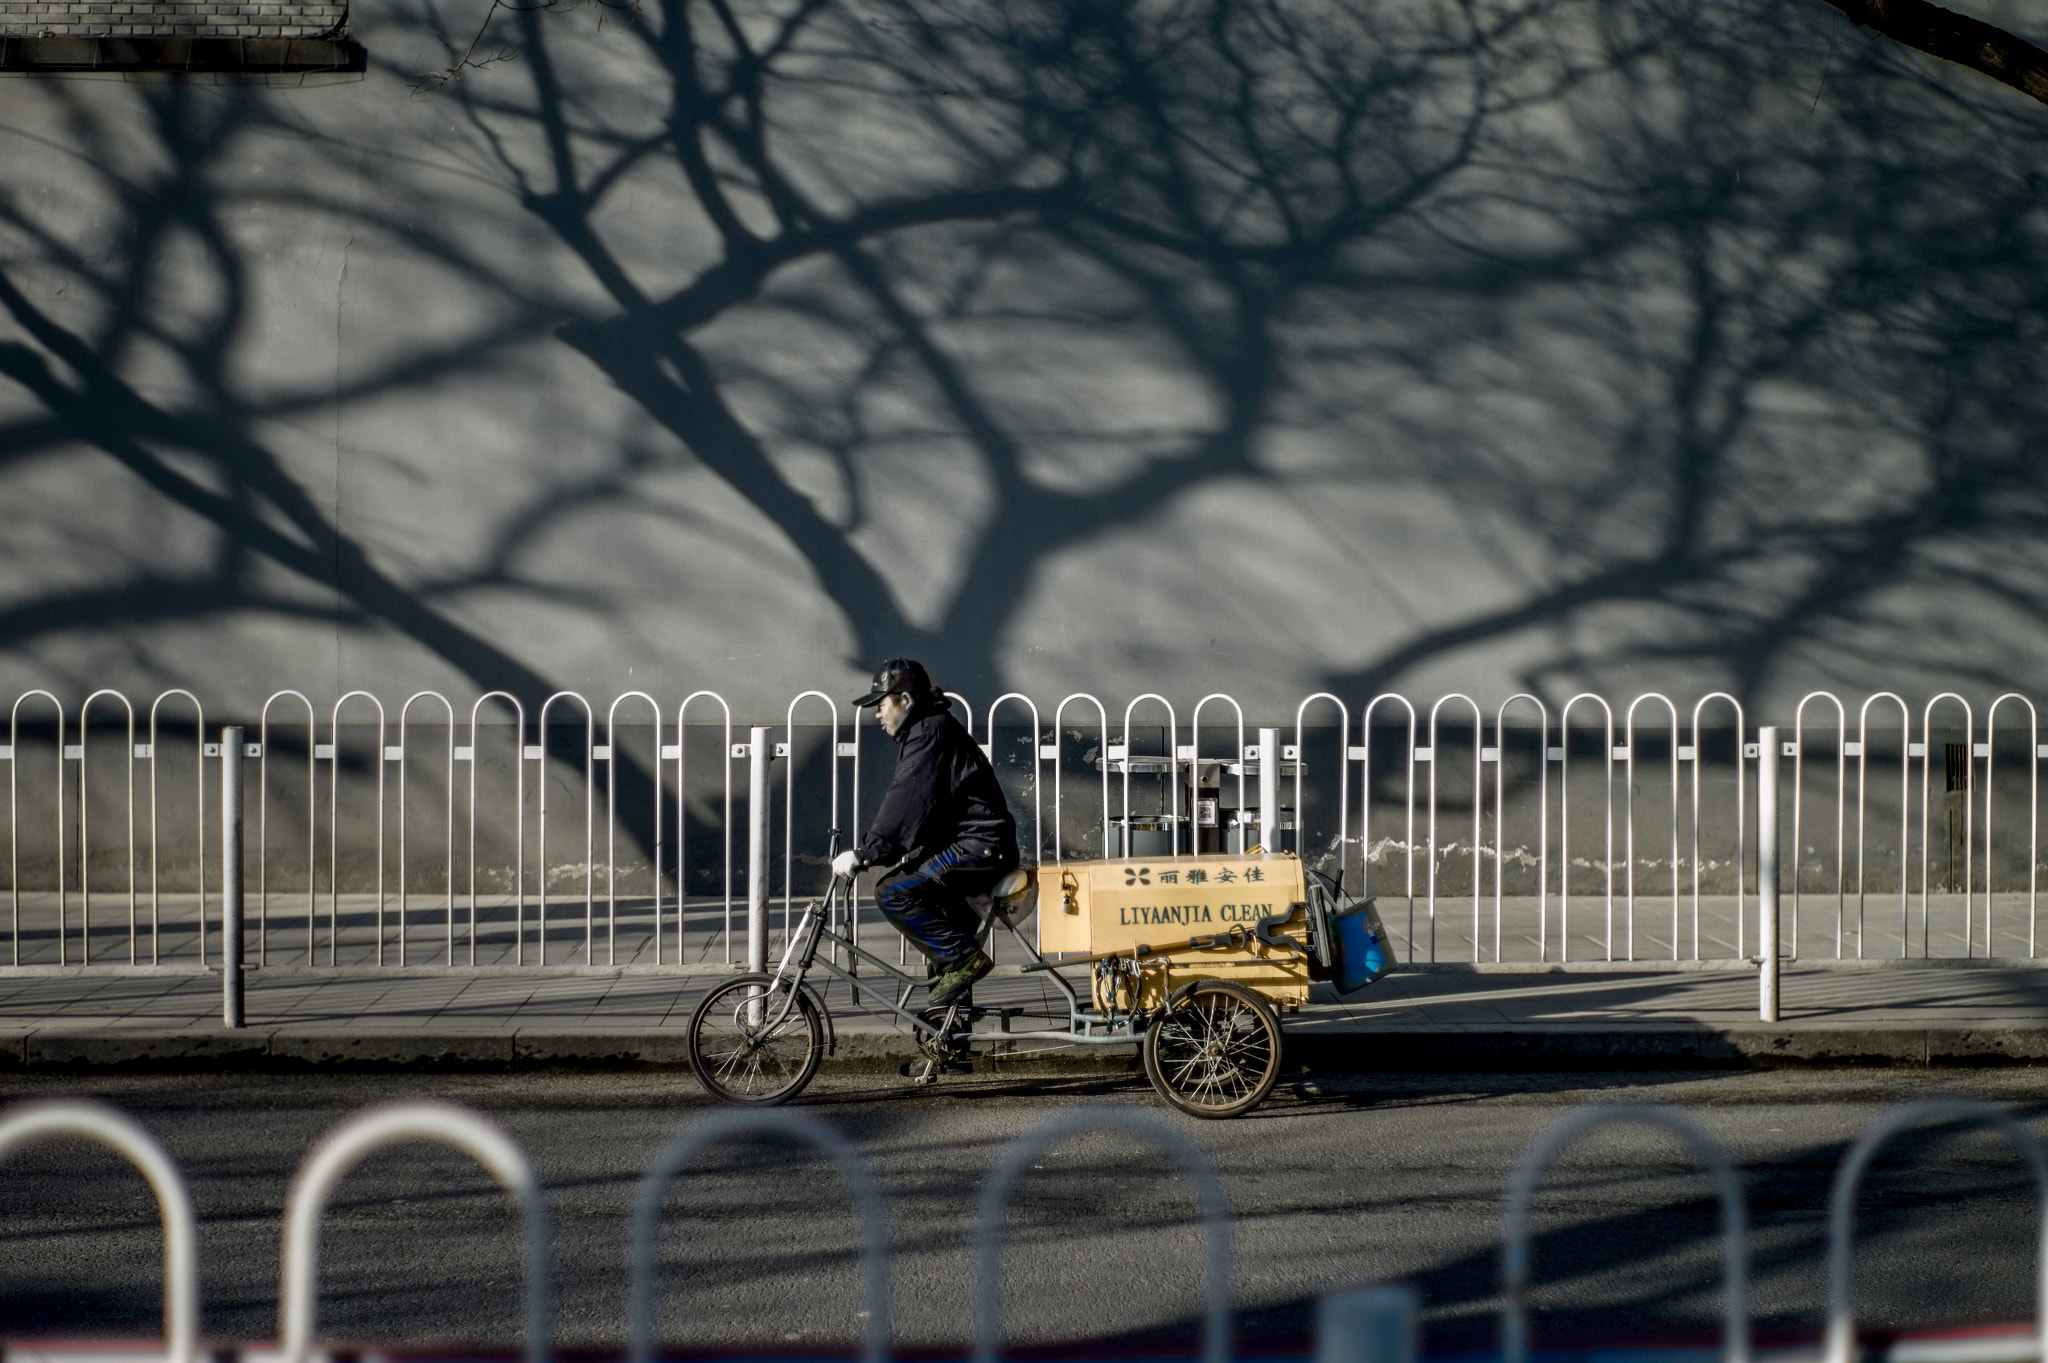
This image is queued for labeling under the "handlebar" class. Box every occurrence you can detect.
[829,854,913,892]
[1254,905,1307,955]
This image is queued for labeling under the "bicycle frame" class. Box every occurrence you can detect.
[765,878,1145,1050]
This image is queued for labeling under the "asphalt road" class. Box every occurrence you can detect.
[2,1067,2046,1354]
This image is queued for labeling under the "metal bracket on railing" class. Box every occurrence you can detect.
[628,1109,890,1363]
[0,1099,200,1363]
[1823,1100,2048,1363]
[972,1109,1233,1363]
[280,1100,551,1363]
[1501,1103,1751,1363]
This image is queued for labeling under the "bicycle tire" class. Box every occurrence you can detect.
[687,972,825,1106]
[1142,979,1283,1119]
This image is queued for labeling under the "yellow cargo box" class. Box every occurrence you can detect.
[1038,852,1312,1011]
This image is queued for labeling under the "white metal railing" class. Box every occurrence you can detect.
[3,687,2046,970]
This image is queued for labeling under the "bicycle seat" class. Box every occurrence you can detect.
[971,868,1033,933]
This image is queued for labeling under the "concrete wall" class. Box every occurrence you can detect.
[0,0,2045,726]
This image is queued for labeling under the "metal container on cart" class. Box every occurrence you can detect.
[1039,852,1314,1012]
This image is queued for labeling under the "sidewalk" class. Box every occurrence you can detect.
[5,960,2048,1072]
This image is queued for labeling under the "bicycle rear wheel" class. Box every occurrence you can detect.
[1142,979,1283,1118]
[687,973,825,1105]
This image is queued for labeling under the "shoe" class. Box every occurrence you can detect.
[927,949,993,1008]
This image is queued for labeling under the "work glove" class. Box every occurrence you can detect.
[831,849,862,879]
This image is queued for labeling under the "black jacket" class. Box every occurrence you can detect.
[857,701,1018,869]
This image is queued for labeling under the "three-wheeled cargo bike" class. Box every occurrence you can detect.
[684,848,1393,1118]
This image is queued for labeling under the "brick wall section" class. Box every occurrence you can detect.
[0,0,346,38]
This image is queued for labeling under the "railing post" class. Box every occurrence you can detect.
[746,726,771,974]
[221,725,245,1029]
[1258,727,1279,854]
[1759,724,1780,1023]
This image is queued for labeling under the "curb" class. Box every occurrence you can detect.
[1404,959,2048,974]
[1282,1026,2048,1070]
[5,1024,2048,1073]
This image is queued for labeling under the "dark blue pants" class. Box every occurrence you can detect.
[877,844,1016,966]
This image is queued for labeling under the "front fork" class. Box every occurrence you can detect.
[771,902,823,982]
[737,896,824,1034]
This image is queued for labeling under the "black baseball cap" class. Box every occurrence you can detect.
[852,657,935,708]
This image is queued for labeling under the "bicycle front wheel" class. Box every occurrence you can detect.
[687,973,825,1105]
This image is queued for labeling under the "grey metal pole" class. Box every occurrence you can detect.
[1759,725,1780,1023]
[221,725,245,1030]
[1258,727,1280,854]
[746,726,771,974]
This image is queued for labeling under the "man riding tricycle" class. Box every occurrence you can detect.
[683,659,1393,1118]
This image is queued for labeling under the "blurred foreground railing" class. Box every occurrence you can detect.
[2,1095,2044,1363]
